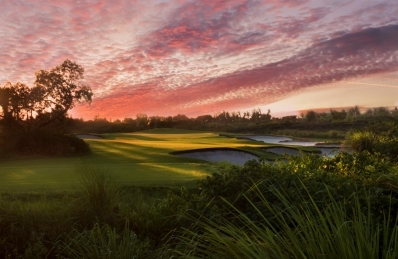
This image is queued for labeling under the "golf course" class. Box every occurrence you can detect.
[0,128,319,192]
[1,127,398,258]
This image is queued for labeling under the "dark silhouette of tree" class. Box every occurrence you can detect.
[0,60,93,157]
[173,114,189,122]
[195,115,212,126]
[347,106,361,119]
[136,113,149,129]
[250,108,261,122]
[0,60,92,131]
[243,111,250,120]
[261,109,271,121]
[305,110,317,122]
[330,109,347,121]
[372,107,390,117]
[215,111,230,125]
[391,107,398,117]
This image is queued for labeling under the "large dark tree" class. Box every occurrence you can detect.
[0,60,92,130]
[0,60,93,157]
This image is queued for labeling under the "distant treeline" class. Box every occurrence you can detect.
[67,106,398,134]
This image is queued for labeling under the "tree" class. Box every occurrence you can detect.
[0,60,93,157]
[0,60,93,131]
[261,109,271,121]
[305,110,317,122]
[330,109,347,121]
[372,107,390,117]
[136,113,148,129]
[250,108,261,122]
[173,114,189,122]
[347,106,361,119]
[391,107,398,117]
[195,115,212,125]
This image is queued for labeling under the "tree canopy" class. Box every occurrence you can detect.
[0,60,93,130]
[0,60,93,157]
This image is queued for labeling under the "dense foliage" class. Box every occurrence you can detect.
[345,121,398,161]
[61,106,398,139]
[0,60,92,157]
[1,147,398,258]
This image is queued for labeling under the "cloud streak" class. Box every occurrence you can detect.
[1,0,397,119]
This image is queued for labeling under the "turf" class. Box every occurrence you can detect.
[0,128,314,192]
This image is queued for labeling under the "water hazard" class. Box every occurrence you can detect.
[246,135,342,158]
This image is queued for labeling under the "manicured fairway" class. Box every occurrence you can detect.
[0,128,321,191]
[0,129,278,192]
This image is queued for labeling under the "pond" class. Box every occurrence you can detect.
[176,135,345,165]
[246,135,345,157]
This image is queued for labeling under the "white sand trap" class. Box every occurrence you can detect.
[75,134,102,139]
[266,147,300,156]
[178,150,258,165]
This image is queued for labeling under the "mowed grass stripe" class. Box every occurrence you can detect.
[0,129,268,192]
[0,163,208,191]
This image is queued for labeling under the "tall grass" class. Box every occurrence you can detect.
[75,164,122,224]
[344,130,377,153]
[173,183,398,259]
[0,194,75,258]
[65,223,148,259]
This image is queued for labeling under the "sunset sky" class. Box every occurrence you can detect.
[1,0,398,119]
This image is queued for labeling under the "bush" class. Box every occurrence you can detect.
[173,185,398,259]
[193,152,398,223]
[0,128,90,158]
[344,130,378,153]
[65,223,149,259]
[344,121,398,161]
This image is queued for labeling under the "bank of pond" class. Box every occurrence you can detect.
[174,134,345,165]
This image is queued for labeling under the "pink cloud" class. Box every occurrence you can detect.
[1,0,398,120]
[142,0,267,58]
[73,24,398,119]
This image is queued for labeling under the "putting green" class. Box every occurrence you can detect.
[0,129,274,191]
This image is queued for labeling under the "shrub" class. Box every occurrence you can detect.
[0,127,90,158]
[65,223,149,259]
[172,185,398,259]
[194,152,398,223]
[344,121,398,161]
[344,130,377,153]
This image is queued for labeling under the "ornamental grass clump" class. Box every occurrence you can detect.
[173,183,398,259]
[75,164,122,225]
[344,130,378,153]
[65,223,149,259]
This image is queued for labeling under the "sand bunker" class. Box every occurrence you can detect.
[177,149,258,166]
[75,134,103,139]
